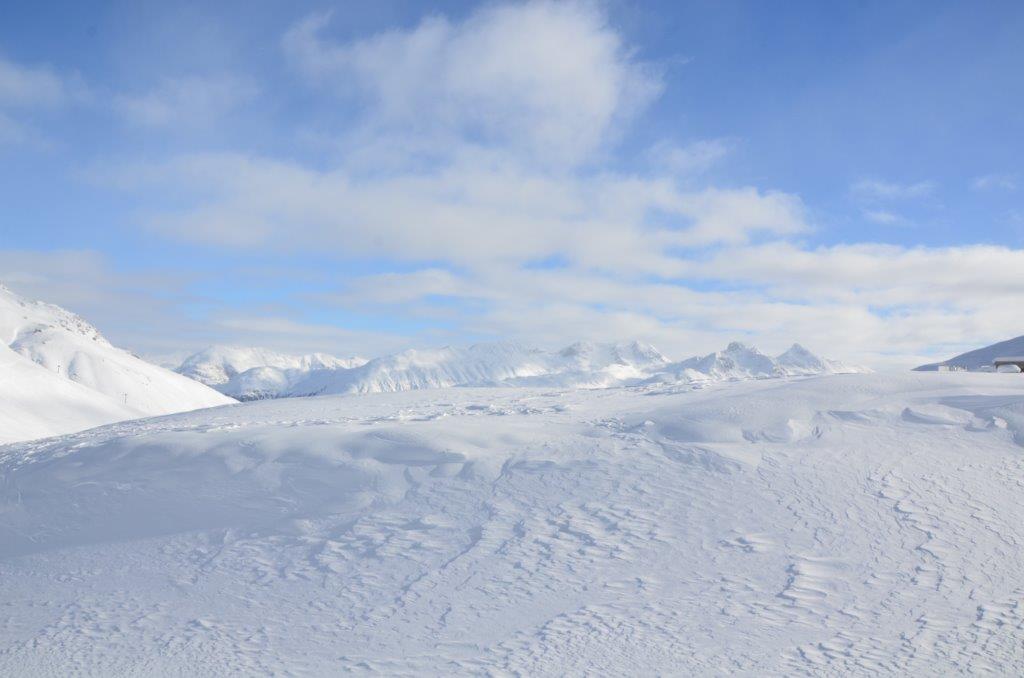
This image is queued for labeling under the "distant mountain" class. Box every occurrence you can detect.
[176,345,368,400]
[914,335,1024,372]
[288,340,672,397]
[175,339,863,400]
[647,342,866,386]
[0,284,234,444]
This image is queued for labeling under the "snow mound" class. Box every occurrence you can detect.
[0,284,234,444]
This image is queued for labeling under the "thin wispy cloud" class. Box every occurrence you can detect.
[0,56,68,108]
[851,178,935,200]
[972,173,1017,191]
[863,209,902,225]
[647,138,735,175]
[0,55,85,146]
[115,74,258,128]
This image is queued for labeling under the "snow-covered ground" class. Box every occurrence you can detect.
[0,285,233,444]
[3,371,1024,675]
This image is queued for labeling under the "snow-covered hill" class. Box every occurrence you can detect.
[915,334,1024,371]
[3,372,1024,674]
[177,339,864,400]
[0,284,234,443]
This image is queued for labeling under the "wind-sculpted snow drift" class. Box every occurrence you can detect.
[179,339,866,400]
[3,372,1024,674]
[0,285,233,443]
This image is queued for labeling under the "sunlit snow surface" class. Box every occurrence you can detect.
[3,372,1024,675]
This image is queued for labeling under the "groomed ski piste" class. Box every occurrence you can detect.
[3,370,1024,675]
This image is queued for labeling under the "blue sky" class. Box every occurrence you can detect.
[1,0,1022,366]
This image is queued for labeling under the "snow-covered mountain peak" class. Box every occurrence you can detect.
[557,340,669,370]
[777,343,827,370]
[178,345,367,387]
[676,342,779,379]
[0,284,108,346]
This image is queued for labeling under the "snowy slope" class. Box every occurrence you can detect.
[915,334,1024,371]
[177,345,367,400]
[0,343,131,444]
[0,285,234,443]
[3,372,1024,674]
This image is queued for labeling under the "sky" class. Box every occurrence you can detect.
[1,0,1022,368]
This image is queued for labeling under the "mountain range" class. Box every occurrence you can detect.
[175,339,867,401]
[0,283,868,444]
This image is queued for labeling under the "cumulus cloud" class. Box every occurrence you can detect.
[115,74,258,127]
[283,1,661,166]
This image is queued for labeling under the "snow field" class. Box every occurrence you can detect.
[2,372,1024,674]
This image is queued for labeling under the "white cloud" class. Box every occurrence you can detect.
[851,178,934,200]
[283,1,661,166]
[972,173,1017,192]
[647,138,735,175]
[75,3,1021,369]
[0,56,67,108]
[115,75,257,127]
[326,241,1024,367]
[0,56,85,146]
[0,250,411,358]
[694,242,1024,309]
[100,151,809,275]
[671,187,807,245]
[863,209,902,225]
